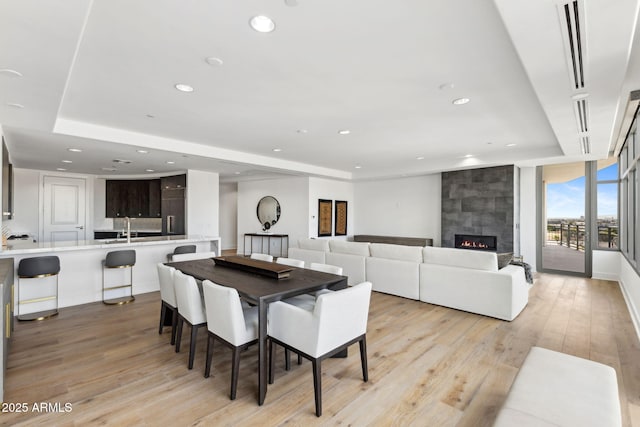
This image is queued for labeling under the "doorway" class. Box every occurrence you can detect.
[538,162,592,275]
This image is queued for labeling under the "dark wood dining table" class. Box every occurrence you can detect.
[166,257,348,405]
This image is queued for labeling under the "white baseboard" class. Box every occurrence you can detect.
[619,276,640,343]
[592,272,619,281]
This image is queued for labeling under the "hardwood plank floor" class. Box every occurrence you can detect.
[3,273,640,426]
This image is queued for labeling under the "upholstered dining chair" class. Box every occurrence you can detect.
[250,253,273,262]
[167,245,197,262]
[171,251,218,262]
[202,280,259,400]
[309,262,343,276]
[268,281,372,417]
[173,270,207,369]
[275,257,305,268]
[157,263,178,345]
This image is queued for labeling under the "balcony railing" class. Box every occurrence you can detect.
[546,223,618,251]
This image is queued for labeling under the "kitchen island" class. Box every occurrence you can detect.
[0,235,220,315]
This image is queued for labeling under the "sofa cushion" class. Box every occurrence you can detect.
[298,238,330,252]
[329,240,370,256]
[369,243,423,263]
[422,246,498,272]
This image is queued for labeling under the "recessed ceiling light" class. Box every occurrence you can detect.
[234,171,241,175]
[61,160,72,164]
[205,57,224,67]
[68,148,82,153]
[355,165,362,169]
[175,83,194,92]
[6,103,24,109]
[463,154,474,158]
[452,98,470,105]
[56,168,67,171]
[0,69,22,78]
[438,82,455,90]
[297,129,308,134]
[136,149,149,154]
[113,159,132,164]
[145,169,155,172]
[338,130,351,135]
[250,15,275,33]
[273,148,282,152]
[506,143,517,147]
[166,161,175,165]
[145,114,155,118]
[416,156,425,160]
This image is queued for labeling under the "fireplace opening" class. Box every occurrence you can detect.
[455,234,497,251]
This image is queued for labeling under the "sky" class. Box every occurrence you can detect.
[546,163,618,219]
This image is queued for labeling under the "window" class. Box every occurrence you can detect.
[619,108,640,268]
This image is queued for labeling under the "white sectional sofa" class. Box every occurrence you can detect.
[288,238,530,320]
[420,247,529,321]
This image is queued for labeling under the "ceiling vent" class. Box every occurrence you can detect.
[574,98,589,133]
[112,159,132,165]
[580,136,591,154]
[559,0,586,90]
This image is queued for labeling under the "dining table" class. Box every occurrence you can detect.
[166,256,348,405]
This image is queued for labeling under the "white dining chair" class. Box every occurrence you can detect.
[173,270,207,369]
[157,263,178,345]
[250,253,273,262]
[171,251,218,262]
[276,257,305,268]
[268,281,372,417]
[309,262,343,276]
[202,280,259,400]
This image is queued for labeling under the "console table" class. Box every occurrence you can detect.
[244,233,289,257]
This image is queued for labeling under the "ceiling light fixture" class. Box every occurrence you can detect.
[68,148,82,153]
[506,143,517,147]
[297,129,308,134]
[463,154,474,158]
[0,69,22,78]
[452,98,470,105]
[56,168,67,171]
[61,160,72,164]
[338,129,351,135]
[136,149,149,154]
[355,165,362,169]
[205,57,224,67]
[145,169,155,172]
[250,15,275,33]
[175,83,194,92]
[273,148,282,152]
[166,161,175,165]
[6,103,24,109]
[438,82,455,90]
[416,156,425,160]
[145,114,155,118]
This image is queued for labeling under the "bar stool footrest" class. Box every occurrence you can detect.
[17,309,59,321]
[103,296,135,305]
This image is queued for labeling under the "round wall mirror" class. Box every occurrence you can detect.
[256,196,281,231]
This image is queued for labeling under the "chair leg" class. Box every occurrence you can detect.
[188,324,198,369]
[170,309,178,346]
[230,346,241,400]
[312,359,322,417]
[175,317,184,353]
[285,348,291,371]
[359,336,368,382]
[297,353,302,365]
[268,339,275,384]
[204,334,214,378]
[158,302,166,335]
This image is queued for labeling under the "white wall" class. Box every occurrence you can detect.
[519,167,537,271]
[237,177,309,254]
[219,182,237,250]
[3,168,39,238]
[354,175,442,246]
[592,250,621,281]
[186,169,219,236]
[308,177,354,240]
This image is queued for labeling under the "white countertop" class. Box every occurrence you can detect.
[0,235,220,256]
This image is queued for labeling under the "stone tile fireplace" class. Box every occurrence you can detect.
[442,165,519,254]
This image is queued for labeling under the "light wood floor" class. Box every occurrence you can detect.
[4,273,640,426]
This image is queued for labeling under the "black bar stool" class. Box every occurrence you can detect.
[167,245,196,262]
[102,250,136,305]
[17,256,60,321]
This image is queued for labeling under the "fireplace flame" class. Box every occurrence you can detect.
[460,240,489,249]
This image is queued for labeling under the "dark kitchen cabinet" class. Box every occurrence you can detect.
[161,174,186,235]
[2,139,13,220]
[106,179,158,218]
